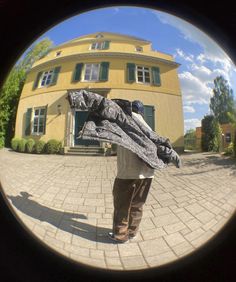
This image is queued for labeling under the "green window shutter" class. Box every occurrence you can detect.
[127,63,136,83]
[103,41,110,50]
[144,105,155,130]
[51,66,61,85]
[33,72,42,90]
[99,62,109,81]
[72,63,83,82]
[25,108,32,136]
[152,67,161,86]
[43,105,48,135]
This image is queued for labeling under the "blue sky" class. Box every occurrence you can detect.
[27,6,236,132]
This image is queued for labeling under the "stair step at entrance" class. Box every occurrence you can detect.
[65,146,105,156]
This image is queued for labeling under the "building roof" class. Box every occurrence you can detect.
[32,31,180,69]
[58,32,151,48]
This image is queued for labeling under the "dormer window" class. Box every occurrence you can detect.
[56,51,61,57]
[135,46,143,52]
[96,33,104,38]
[90,41,110,50]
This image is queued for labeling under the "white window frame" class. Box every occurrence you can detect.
[32,107,46,135]
[83,63,100,81]
[225,132,231,143]
[96,33,104,38]
[90,41,106,50]
[136,65,151,84]
[39,69,54,87]
[135,46,143,52]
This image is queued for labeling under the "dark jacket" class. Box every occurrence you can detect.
[67,89,179,169]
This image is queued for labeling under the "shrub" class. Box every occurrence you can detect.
[201,115,215,151]
[0,132,5,149]
[18,138,27,153]
[34,140,46,154]
[211,119,222,152]
[25,138,35,153]
[201,115,222,152]
[45,139,62,154]
[224,142,234,156]
[11,137,21,151]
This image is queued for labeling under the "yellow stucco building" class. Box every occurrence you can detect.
[15,32,184,153]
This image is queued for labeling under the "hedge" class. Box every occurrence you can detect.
[0,132,5,149]
[11,137,21,151]
[18,138,27,152]
[45,139,62,154]
[11,137,63,154]
[34,140,46,154]
[25,138,35,153]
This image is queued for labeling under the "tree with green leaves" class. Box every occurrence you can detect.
[210,76,236,124]
[18,38,53,72]
[211,119,222,152]
[201,114,222,152]
[0,38,53,148]
[0,67,26,147]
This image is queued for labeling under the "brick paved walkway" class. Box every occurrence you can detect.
[0,148,236,270]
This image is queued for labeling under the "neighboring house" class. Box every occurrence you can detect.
[196,123,235,150]
[195,127,202,150]
[15,32,184,153]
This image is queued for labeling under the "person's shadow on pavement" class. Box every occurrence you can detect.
[7,192,113,244]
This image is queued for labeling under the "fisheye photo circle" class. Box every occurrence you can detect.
[1,6,236,271]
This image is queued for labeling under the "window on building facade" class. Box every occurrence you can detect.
[225,132,231,143]
[135,46,143,52]
[73,62,109,82]
[56,51,61,57]
[136,66,151,83]
[40,70,54,86]
[32,107,46,135]
[127,63,161,86]
[84,63,100,81]
[33,66,61,90]
[90,41,110,50]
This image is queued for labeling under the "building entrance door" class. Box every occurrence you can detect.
[74,111,99,146]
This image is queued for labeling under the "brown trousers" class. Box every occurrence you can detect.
[112,177,152,241]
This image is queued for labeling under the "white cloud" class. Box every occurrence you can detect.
[184,118,201,132]
[175,48,194,62]
[190,64,212,80]
[174,48,235,107]
[155,12,230,61]
[150,9,236,130]
[183,105,195,113]
[153,11,236,87]
[179,71,212,105]
[197,54,206,64]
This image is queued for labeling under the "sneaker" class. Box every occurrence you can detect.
[129,234,137,240]
[108,232,128,243]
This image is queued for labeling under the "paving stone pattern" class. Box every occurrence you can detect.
[0,148,236,270]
